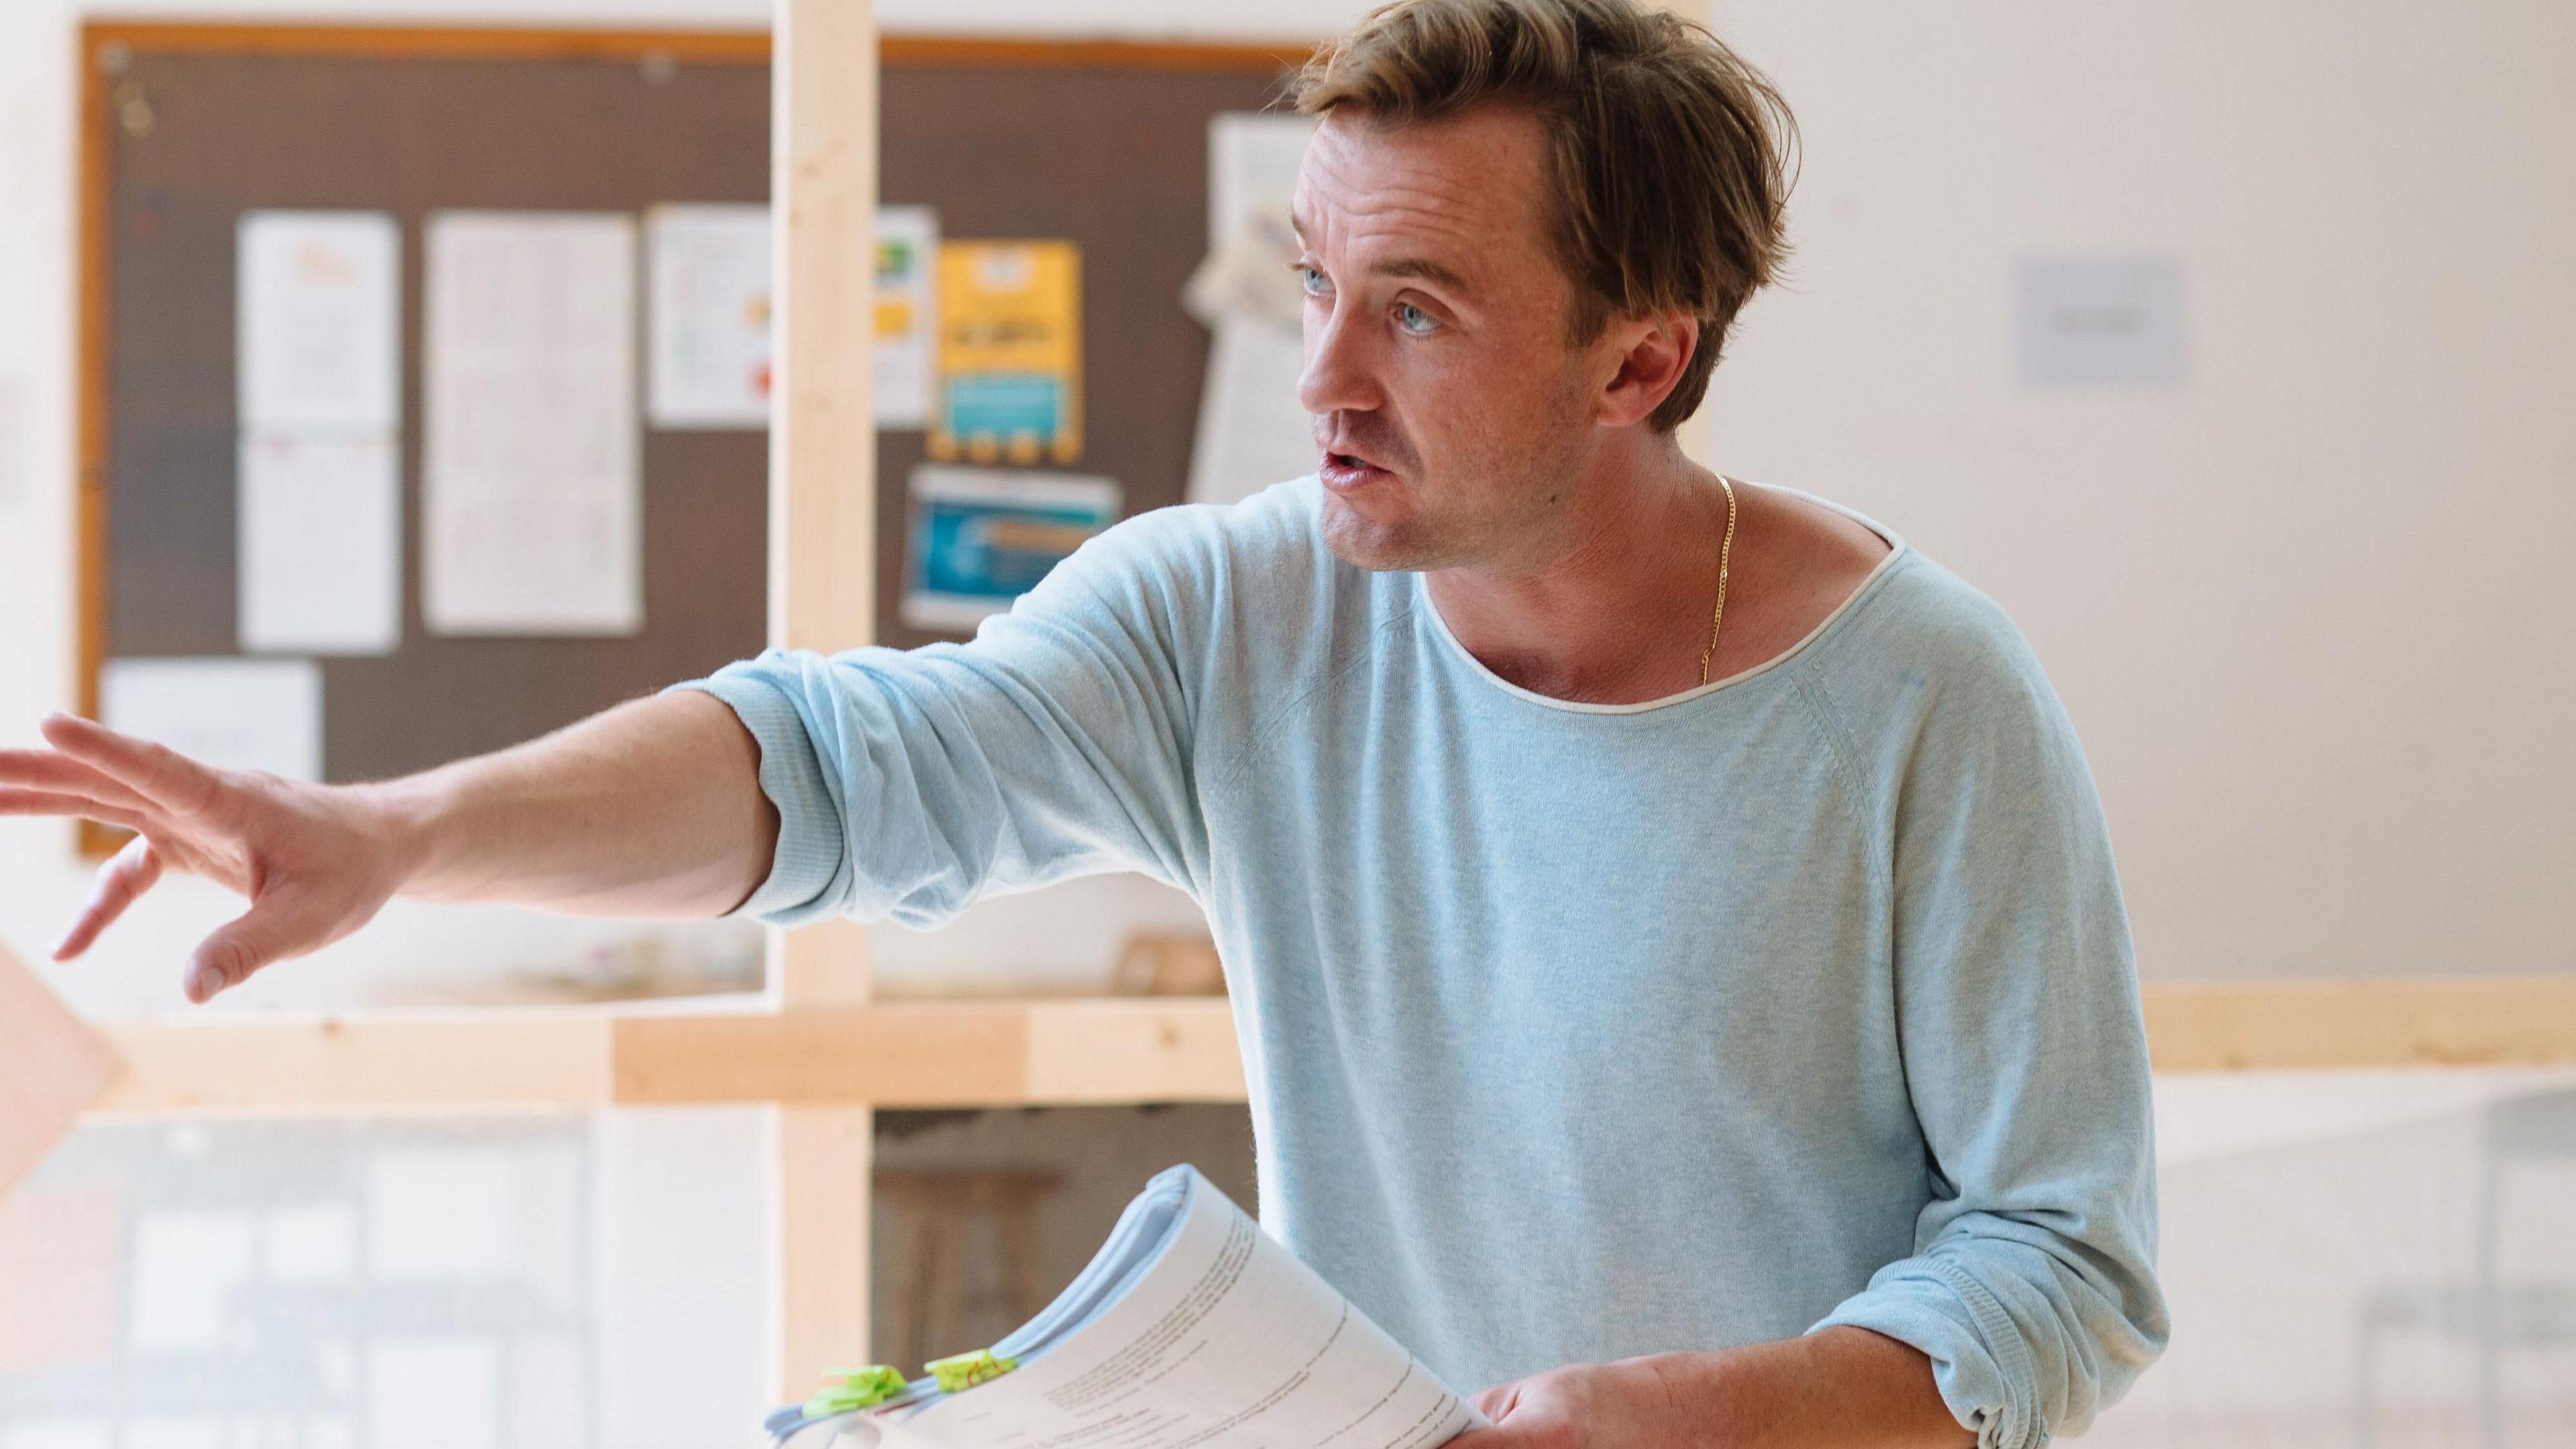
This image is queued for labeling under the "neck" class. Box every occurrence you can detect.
[1423,433,1729,706]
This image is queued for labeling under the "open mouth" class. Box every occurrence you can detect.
[1319,450,1395,492]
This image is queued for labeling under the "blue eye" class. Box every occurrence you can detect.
[1395,303,1437,335]
[1297,265,1332,299]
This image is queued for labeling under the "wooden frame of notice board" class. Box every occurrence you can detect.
[74,21,1307,857]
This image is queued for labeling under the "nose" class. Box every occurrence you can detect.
[1297,297,1383,419]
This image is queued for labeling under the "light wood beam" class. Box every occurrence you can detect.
[2142,977,2576,1073]
[78,980,2576,1120]
[767,0,877,1012]
[612,998,1246,1107]
[773,1104,873,1401]
[89,998,1248,1115]
[769,0,882,1395]
[95,1012,613,1114]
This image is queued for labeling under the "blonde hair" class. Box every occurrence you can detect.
[1291,0,1797,429]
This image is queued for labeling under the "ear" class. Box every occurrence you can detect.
[1594,311,1698,429]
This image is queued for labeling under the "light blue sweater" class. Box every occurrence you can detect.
[679,479,2167,1448]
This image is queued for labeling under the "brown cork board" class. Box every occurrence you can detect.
[77,23,1301,841]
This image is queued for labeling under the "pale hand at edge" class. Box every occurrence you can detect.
[0,713,419,1003]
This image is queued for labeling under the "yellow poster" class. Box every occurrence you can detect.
[931,240,1081,464]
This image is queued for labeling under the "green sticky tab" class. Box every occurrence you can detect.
[925,1349,1018,1393]
[804,1364,907,1417]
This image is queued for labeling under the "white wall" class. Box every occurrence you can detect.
[2,0,2569,1015]
[1700,0,2576,980]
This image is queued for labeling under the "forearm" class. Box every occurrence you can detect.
[1642,1328,1968,1449]
[370,690,777,918]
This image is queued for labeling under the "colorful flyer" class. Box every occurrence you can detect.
[930,241,1082,465]
[902,464,1119,632]
[874,205,939,427]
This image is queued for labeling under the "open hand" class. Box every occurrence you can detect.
[0,713,419,1002]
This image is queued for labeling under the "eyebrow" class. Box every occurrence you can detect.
[1369,256,1470,291]
[1287,209,1472,292]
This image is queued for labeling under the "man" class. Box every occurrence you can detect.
[2,1,2164,1444]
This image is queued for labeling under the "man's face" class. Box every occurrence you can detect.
[1293,106,1619,572]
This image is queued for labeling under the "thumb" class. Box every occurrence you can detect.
[187,893,328,1003]
[1470,1381,1520,1424]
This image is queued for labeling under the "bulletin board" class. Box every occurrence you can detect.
[76,23,1303,848]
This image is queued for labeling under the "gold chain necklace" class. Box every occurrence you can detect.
[1697,473,1739,686]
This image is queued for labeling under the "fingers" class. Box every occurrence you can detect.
[39,712,225,816]
[0,787,152,833]
[0,747,158,812]
[54,835,165,961]
[188,894,333,1004]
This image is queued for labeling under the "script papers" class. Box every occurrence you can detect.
[782,1166,1481,1449]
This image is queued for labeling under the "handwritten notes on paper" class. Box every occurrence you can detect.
[424,212,641,637]
[644,203,942,430]
[237,210,400,435]
[647,203,772,429]
[235,211,402,654]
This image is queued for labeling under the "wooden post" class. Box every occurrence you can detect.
[773,1104,875,1403]
[769,0,879,1403]
[767,0,879,1013]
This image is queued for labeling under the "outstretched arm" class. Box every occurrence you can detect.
[0,690,775,1002]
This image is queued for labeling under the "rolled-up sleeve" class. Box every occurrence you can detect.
[665,512,1214,929]
[1811,631,2169,1448]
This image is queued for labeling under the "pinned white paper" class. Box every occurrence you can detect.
[238,433,401,655]
[1187,324,1314,507]
[1186,114,1319,506]
[423,211,641,637]
[237,212,400,434]
[647,204,771,429]
[2012,255,2187,390]
[236,211,404,656]
[1208,113,1318,253]
[642,203,938,430]
[873,205,938,428]
[99,657,323,782]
